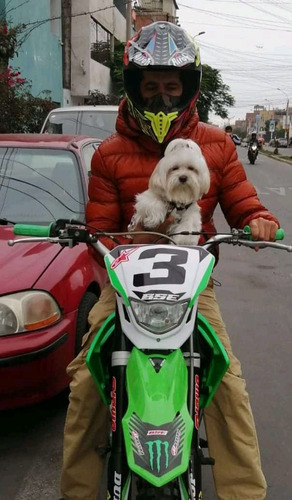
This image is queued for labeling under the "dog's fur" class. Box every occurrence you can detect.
[131,139,210,245]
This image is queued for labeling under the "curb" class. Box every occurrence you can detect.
[260,150,292,166]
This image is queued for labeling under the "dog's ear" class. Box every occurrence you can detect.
[149,159,166,195]
[199,158,211,197]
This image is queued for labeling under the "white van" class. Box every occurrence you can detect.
[41,105,119,140]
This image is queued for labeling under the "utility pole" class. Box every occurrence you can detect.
[277,87,289,146]
[126,0,132,41]
[61,0,71,94]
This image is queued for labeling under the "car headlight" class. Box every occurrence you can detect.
[130,299,189,334]
[0,291,61,337]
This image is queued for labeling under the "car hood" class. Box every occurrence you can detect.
[0,227,63,294]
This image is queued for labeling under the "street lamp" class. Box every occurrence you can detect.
[277,88,289,146]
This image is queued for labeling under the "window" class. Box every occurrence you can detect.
[0,148,85,223]
[90,17,111,66]
[43,109,118,139]
[114,0,127,17]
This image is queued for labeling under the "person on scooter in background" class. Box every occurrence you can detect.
[60,22,279,500]
[225,124,241,145]
[248,132,260,161]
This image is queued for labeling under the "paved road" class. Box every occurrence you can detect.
[0,148,291,499]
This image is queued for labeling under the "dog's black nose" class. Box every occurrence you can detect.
[179,175,188,183]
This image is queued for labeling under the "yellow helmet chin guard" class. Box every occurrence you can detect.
[144,110,179,144]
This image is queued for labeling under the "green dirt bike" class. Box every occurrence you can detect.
[9,221,290,499]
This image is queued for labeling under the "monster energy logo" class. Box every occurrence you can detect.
[145,440,169,472]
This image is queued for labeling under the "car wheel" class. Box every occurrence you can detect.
[75,291,99,354]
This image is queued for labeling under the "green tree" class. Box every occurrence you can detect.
[0,67,55,133]
[197,64,234,122]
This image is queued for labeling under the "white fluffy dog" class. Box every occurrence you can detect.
[131,138,210,245]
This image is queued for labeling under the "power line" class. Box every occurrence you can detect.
[178,2,292,29]
[23,0,132,28]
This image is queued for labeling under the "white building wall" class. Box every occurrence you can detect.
[163,0,176,17]
[70,0,126,102]
[89,60,111,94]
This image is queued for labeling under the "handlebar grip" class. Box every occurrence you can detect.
[243,225,285,241]
[14,223,54,237]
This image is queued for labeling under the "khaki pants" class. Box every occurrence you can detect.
[60,279,267,500]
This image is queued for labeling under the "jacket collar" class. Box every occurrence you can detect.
[116,98,199,154]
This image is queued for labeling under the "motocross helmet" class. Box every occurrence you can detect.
[123,22,202,143]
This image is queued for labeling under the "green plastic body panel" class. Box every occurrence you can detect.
[86,310,230,410]
[197,312,230,408]
[13,223,53,237]
[86,313,115,405]
[122,348,194,487]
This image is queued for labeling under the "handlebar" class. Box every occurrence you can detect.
[243,225,284,241]
[8,221,292,254]
[13,223,55,237]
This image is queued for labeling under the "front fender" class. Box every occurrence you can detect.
[122,348,193,487]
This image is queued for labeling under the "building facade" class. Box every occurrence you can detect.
[4,0,63,105]
[134,0,178,31]
[3,0,127,107]
[68,0,127,105]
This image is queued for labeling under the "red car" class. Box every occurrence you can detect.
[0,134,107,410]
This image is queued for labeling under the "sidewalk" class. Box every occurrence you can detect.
[260,145,292,165]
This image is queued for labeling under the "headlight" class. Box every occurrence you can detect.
[0,291,61,337]
[252,145,257,150]
[130,299,189,334]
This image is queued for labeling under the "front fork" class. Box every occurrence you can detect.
[107,312,132,499]
[184,325,203,500]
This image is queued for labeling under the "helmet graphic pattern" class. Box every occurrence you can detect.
[126,22,200,69]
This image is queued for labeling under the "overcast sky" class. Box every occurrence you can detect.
[177,0,292,125]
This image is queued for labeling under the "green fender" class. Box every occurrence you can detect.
[122,348,193,487]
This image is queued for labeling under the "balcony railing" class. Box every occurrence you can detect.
[91,41,111,67]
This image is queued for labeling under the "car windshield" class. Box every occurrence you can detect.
[0,148,85,224]
[43,110,117,139]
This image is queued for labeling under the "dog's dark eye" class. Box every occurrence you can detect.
[188,166,197,173]
[172,166,179,171]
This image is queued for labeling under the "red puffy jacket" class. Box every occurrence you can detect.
[86,99,278,257]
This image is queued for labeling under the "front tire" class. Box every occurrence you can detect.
[75,291,98,354]
[248,154,255,165]
[136,479,180,500]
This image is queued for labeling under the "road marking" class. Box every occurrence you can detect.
[255,187,292,196]
[268,187,286,196]
[255,187,270,195]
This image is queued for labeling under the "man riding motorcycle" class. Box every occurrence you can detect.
[248,132,260,163]
[249,132,260,148]
[60,22,278,500]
